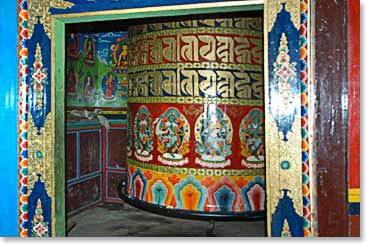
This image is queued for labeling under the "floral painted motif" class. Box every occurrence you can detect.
[174,175,207,211]
[130,168,147,200]
[147,178,174,206]
[195,105,232,168]
[270,32,299,141]
[31,43,48,110]
[27,174,51,237]
[31,199,49,237]
[240,108,265,168]
[155,108,190,166]
[207,176,241,212]
[241,176,265,211]
[151,180,168,205]
[134,106,154,161]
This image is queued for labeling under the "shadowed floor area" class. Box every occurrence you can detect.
[67,202,266,237]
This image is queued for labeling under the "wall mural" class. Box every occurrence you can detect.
[66,32,128,108]
[17,0,315,237]
[65,31,129,216]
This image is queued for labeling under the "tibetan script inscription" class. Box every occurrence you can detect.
[128,33,263,66]
[128,69,263,100]
[128,17,263,103]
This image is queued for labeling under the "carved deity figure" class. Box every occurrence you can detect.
[134,106,154,161]
[195,106,232,167]
[156,108,190,165]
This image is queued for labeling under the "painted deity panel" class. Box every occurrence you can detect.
[66,32,128,108]
[240,108,265,168]
[195,106,233,168]
[155,108,190,166]
[126,16,265,214]
[133,106,154,162]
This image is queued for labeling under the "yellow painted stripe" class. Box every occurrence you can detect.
[100,110,127,115]
[349,188,360,203]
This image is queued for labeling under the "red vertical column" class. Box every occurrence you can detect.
[347,0,360,237]
[102,127,107,202]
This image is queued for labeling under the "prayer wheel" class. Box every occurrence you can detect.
[124,17,265,218]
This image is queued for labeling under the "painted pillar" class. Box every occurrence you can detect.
[126,17,266,215]
[264,0,305,237]
[347,0,360,237]
[0,0,20,236]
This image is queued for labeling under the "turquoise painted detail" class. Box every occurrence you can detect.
[36,151,43,159]
[151,180,168,205]
[281,160,290,170]
[214,185,235,212]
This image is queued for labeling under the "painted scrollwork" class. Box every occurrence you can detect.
[27,0,74,38]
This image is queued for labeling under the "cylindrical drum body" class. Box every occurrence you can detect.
[126,17,265,216]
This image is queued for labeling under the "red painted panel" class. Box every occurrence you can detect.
[66,176,101,214]
[349,215,360,237]
[315,0,349,236]
[108,129,127,168]
[106,171,126,200]
[66,133,77,181]
[79,131,101,176]
[348,0,360,189]
[129,103,264,170]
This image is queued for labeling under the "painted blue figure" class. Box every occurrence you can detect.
[27,17,52,134]
[152,180,168,205]
[27,174,52,237]
[271,189,304,237]
[268,3,300,142]
[214,185,235,212]
[240,109,264,162]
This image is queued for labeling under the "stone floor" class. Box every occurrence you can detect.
[67,202,266,237]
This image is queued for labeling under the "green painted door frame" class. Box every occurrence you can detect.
[53,2,264,236]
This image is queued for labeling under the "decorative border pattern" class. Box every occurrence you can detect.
[300,0,313,237]
[128,96,264,106]
[18,0,29,237]
[264,0,304,237]
[128,158,265,177]
[128,62,262,73]
[17,0,314,237]
[129,27,262,43]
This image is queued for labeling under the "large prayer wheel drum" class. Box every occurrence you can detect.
[124,17,265,219]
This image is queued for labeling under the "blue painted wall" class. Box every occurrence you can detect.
[51,0,235,14]
[0,1,19,237]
